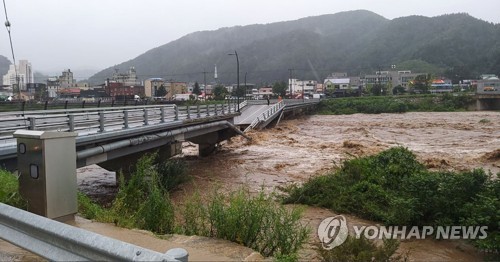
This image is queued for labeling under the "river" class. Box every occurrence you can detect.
[2,111,498,260]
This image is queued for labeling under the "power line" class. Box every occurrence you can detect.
[3,0,19,98]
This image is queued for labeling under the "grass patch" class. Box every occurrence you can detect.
[284,147,500,252]
[0,169,26,209]
[179,187,310,258]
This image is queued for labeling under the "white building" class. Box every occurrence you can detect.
[2,60,34,92]
[288,79,317,95]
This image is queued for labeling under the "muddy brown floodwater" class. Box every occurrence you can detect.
[2,111,498,261]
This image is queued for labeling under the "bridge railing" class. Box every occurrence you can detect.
[0,202,187,261]
[244,101,284,132]
[0,103,238,143]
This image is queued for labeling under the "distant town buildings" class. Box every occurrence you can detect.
[2,59,34,92]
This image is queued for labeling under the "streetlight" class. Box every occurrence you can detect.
[228,51,240,112]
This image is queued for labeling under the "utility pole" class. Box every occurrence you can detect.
[203,70,207,100]
[288,69,294,99]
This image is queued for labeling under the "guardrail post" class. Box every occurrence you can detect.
[197,105,201,118]
[160,106,165,123]
[69,115,75,132]
[186,106,191,119]
[97,99,101,108]
[123,110,129,129]
[221,104,225,115]
[28,117,36,130]
[64,100,68,109]
[174,105,179,120]
[214,104,218,116]
[82,100,86,108]
[165,248,189,262]
[206,104,210,117]
[143,108,149,126]
[228,101,231,113]
[44,100,48,110]
[99,111,105,132]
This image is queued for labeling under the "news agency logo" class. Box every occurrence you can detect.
[318,215,488,250]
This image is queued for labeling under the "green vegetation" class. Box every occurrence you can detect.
[284,147,500,252]
[77,153,309,259]
[0,169,26,209]
[180,187,309,258]
[318,94,475,115]
[316,235,405,262]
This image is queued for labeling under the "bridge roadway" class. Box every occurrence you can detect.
[0,99,320,171]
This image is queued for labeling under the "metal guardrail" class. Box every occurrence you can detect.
[244,101,284,132]
[0,202,187,261]
[0,103,237,143]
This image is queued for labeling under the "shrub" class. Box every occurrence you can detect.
[284,147,500,251]
[180,187,310,258]
[79,153,177,234]
[157,158,189,192]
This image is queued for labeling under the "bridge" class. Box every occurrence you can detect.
[0,99,319,172]
[0,99,315,261]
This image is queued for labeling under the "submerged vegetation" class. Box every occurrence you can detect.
[318,94,475,115]
[284,147,500,252]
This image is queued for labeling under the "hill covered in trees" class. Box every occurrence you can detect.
[88,10,500,85]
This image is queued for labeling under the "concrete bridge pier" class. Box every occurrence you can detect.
[96,141,183,176]
[476,97,500,110]
[188,128,237,157]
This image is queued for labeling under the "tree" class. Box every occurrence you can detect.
[409,74,431,94]
[213,84,228,100]
[156,84,167,97]
[393,85,406,95]
[372,83,383,96]
[193,82,201,96]
[272,81,287,97]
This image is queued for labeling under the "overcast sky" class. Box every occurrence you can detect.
[1,0,499,78]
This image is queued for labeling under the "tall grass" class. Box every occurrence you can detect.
[78,153,309,259]
[0,169,26,209]
[180,187,310,258]
[79,153,178,234]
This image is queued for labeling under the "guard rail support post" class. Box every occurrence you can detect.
[68,115,75,132]
[160,106,165,123]
[206,104,210,117]
[28,117,36,130]
[197,105,201,118]
[123,110,129,129]
[214,104,218,116]
[174,105,179,120]
[222,104,225,115]
[186,106,191,119]
[143,108,149,126]
[228,101,231,113]
[99,111,105,132]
